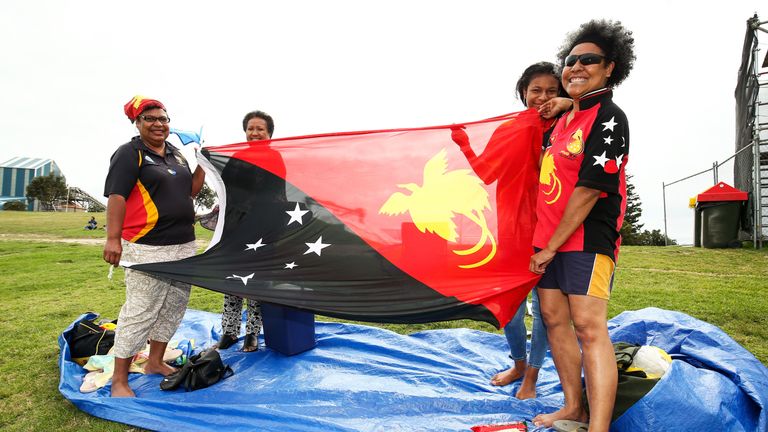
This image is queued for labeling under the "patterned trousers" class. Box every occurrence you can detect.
[112,240,197,359]
[221,289,266,337]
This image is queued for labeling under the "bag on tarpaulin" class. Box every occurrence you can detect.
[583,342,671,422]
[68,314,116,366]
[160,348,233,392]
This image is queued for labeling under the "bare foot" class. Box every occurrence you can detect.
[110,381,135,398]
[515,383,536,400]
[143,361,178,376]
[533,406,588,428]
[490,366,525,386]
[515,367,540,400]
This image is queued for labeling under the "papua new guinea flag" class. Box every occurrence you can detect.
[128,109,546,328]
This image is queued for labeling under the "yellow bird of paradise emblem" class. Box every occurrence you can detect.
[378,148,496,269]
[566,129,584,155]
[540,149,561,205]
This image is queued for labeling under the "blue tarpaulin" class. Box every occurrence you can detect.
[58,308,768,431]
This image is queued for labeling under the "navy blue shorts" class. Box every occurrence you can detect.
[537,251,615,299]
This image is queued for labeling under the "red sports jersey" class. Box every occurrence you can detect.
[533,88,629,261]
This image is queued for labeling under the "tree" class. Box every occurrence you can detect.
[618,174,677,246]
[194,183,216,212]
[26,174,67,211]
[635,229,677,246]
[620,174,644,245]
[2,200,27,211]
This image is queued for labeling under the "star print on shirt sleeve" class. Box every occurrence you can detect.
[576,106,628,193]
[602,116,617,132]
[593,151,609,167]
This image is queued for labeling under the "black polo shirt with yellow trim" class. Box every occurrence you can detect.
[533,88,629,261]
[104,136,195,245]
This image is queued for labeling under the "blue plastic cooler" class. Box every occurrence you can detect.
[261,303,316,355]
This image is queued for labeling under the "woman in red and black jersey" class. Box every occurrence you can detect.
[530,20,636,432]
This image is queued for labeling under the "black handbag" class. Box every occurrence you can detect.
[582,342,662,422]
[69,318,116,365]
[160,348,234,392]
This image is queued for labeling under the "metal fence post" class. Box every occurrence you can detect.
[662,182,668,246]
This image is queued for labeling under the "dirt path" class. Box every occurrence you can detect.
[0,233,209,249]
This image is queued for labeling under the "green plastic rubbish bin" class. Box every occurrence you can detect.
[695,182,747,248]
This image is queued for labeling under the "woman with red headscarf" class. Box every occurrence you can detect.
[103,95,205,397]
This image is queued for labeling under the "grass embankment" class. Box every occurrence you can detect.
[0,211,766,431]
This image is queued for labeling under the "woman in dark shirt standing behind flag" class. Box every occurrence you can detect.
[530,20,635,431]
[103,95,205,397]
[215,110,282,352]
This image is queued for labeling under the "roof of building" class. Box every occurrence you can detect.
[0,157,55,170]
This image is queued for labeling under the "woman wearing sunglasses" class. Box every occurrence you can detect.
[529,20,635,432]
[452,62,570,400]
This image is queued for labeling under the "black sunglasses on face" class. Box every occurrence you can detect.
[564,53,605,67]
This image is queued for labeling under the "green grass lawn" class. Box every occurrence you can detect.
[0,211,766,431]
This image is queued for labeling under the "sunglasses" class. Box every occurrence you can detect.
[564,53,605,68]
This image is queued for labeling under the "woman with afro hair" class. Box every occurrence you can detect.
[529,19,635,432]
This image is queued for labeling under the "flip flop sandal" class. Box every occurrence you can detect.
[552,420,589,432]
[80,371,100,393]
[163,348,183,363]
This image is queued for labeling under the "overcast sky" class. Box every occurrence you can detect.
[1,0,766,244]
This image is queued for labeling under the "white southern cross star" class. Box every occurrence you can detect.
[286,202,309,226]
[593,151,609,167]
[284,262,298,269]
[244,238,266,252]
[615,155,624,169]
[602,116,618,132]
[603,135,614,145]
[226,273,254,285]
[304,236,331,256]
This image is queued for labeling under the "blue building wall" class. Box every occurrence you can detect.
[15,169,26,197]
[0,158,64,210]
[1,168,12,196]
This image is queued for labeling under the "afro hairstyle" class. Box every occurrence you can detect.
[556,19,636,88]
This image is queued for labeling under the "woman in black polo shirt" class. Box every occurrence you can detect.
[103,96,205,398]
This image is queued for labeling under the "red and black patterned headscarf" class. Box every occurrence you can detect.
[123,95,166,123]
